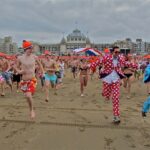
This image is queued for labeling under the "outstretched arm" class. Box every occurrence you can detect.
[35,56,45,74]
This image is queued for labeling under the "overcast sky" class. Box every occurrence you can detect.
[0,0,150,45]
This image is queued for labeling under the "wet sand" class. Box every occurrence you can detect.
[0,71,150,150]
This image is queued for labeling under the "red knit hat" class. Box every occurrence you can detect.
[22,40,33,50]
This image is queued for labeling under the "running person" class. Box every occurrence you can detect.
[123,55,136,99]
[91,46,137,124]
[71,57,79,80]
[79,58,90,96]
[41,51,57,102]
[1,57,13,93]
[13,40,44,119]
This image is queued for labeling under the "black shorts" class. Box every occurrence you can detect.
[13,74,21,83]
[55,71,61,79]
[71,67,77,73]
[124,73,133,78]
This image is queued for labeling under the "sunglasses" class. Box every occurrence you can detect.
[114,51,120,54]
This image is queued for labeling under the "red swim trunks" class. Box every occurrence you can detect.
[20,78,37,94]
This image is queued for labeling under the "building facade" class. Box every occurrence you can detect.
[39,29,93,55]
[1,30,149,55]
[0,36,18,54]
[39,29,149,55]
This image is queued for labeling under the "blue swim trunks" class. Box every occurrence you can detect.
[44,73,57,84]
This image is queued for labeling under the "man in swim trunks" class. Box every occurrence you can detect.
[1,56,13,93]
[41,50,57,102]
[13,40,44,119]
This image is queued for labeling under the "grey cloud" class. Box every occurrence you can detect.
[0,0,150,44]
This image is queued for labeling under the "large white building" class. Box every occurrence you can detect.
[1,30,149,55]
[39,29,148,55]
[39,29,93,55]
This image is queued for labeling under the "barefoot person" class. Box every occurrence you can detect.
[1,57,13,93]
[79,58,90,96]
[13,40,44,119]
[71,57,79,80]
[41,50,57,102]
[123,54,135,99]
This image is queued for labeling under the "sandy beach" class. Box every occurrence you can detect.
[0,70,150,150]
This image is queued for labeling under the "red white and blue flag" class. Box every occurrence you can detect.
[73,48,102,56]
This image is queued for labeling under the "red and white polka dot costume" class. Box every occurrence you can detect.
[91,54,137,117]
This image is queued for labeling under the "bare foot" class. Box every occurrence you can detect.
[30,110,35,120]
[127,96,130,99]
[81,94,84,97]
[1,93,5,97]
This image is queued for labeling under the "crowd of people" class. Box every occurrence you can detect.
[0,40,150,124]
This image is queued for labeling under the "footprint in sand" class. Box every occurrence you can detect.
[2,122,8,128]
[124,134,136,148]
[78,126,85,132]
[82,101,88,106]
[5,126,27,139]
[70,99,74,102]
[144,144,150,148]
[104,115,108,120]
[91,99,97,104]
[48,115,56,119]
[104,137,114,150]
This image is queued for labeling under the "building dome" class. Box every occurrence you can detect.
[60,37,66,44]
[67,29,86,41]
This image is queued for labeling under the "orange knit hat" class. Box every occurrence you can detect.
[22,40,33,50]
[104,48,110,53]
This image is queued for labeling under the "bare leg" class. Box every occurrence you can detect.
[73,72,76,79]
[126,79,131,99]
[16,82,19,92]
[80,75,84,96]
[25,92,35,119]
[84,75,88,87]
[45,80,50,102]
[123,78,127,89]
[7,79,13,92]
[52,82,58,95]
[1,81,5,96]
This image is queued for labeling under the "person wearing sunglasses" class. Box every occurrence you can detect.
[91,46,137,124]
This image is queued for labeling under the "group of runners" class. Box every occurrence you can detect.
[0,40,149,124]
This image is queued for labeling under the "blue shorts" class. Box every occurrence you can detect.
[44,74,57,84]
[2,72,12,84]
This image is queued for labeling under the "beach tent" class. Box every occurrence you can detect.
[73,48,102,56]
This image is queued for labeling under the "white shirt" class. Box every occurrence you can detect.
[102,58,120,84]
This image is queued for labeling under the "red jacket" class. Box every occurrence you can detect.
[91,54,137,79]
